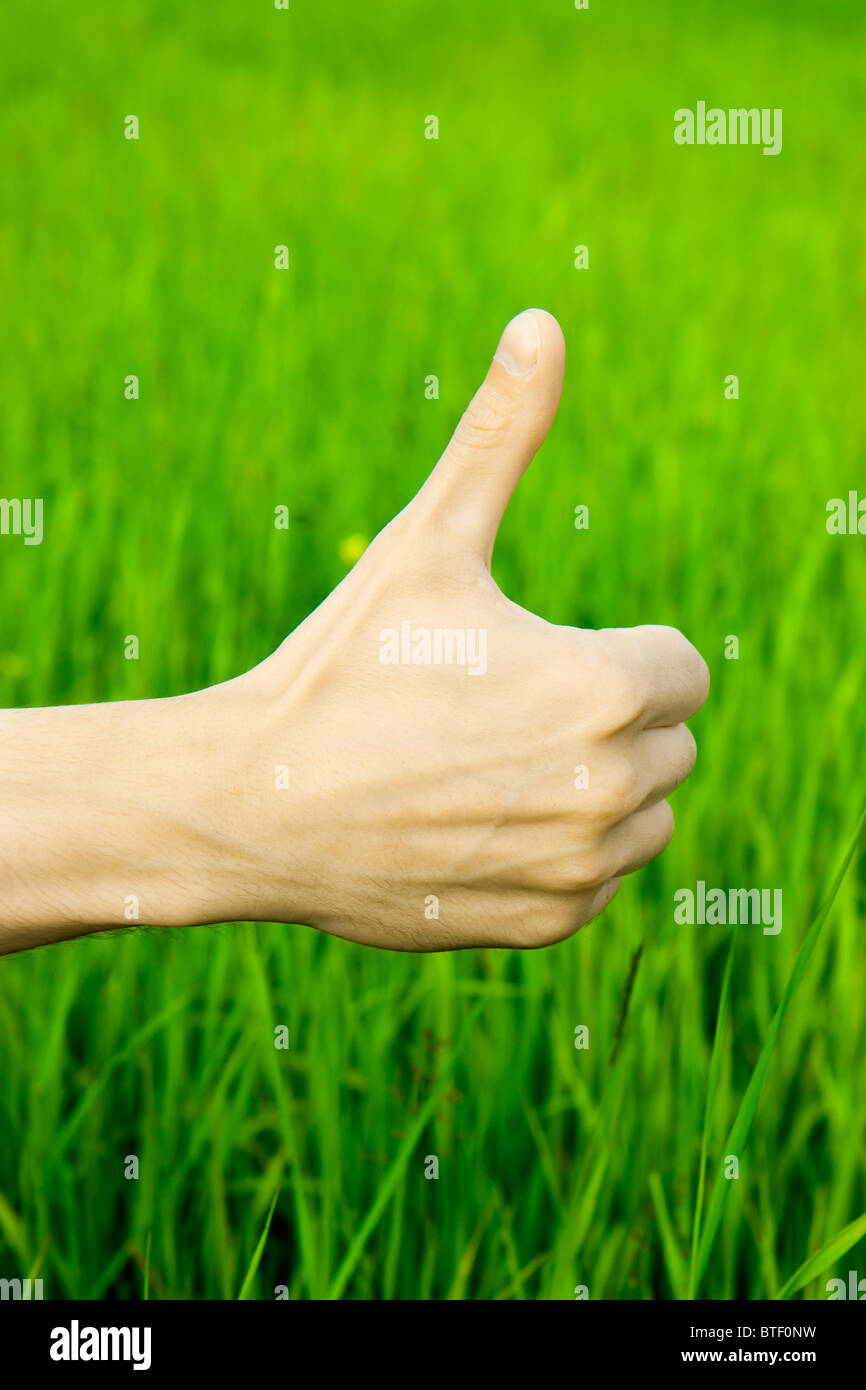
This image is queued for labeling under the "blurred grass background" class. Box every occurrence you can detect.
[1,0,865,1299]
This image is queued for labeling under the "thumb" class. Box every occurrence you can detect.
[415,308,566,564]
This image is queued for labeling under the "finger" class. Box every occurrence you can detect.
[600,625,710,728]
[634,724,697,810]
[605,800,675,877]
[413,308,566,565]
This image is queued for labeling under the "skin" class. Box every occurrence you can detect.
[0,309,709,957]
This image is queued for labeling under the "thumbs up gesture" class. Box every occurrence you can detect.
[0,309,709,956]
[237,308,710,950]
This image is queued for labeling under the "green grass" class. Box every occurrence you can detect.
[1,0,865,1299]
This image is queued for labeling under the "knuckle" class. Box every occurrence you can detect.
[512,904,581,950]
[599,756,642,820]
[596,661,646,729]
[676,639,711,706]
[524,858,578,896]
[520,845,609,899]
[573,849,610,892]
[642,622,692,651]
[648,624,711,705]
[618,801,675,875]
[453,393,513,453]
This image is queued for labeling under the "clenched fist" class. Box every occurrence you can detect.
[0,309,708,955]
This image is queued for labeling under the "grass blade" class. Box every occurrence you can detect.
[688,926,739,1298]
[649,1171,687,1299]
[775,1211,866,1300]
[237,1187,280,1300]
[694,805,866,1294]
[328,1001,483,1300]
[143,1229,151,1302]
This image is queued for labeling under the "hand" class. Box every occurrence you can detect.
[0,309,708,955]
[219,308,709,949]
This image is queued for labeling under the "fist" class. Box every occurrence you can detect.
[220,309,709,950]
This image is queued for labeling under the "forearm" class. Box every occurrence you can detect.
[0,692,245,953]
